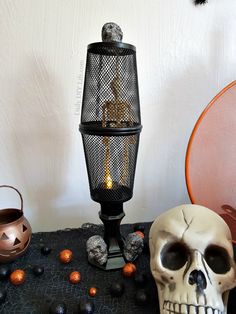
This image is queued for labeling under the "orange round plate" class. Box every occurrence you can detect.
[186,81,236,243]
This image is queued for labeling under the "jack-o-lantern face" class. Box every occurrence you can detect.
[0,210,32,263]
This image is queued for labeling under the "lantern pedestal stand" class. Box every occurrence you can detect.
[98,203,125,270]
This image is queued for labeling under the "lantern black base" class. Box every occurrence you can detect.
[88,251,126,271]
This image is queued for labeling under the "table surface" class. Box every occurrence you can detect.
[0,222,235,314]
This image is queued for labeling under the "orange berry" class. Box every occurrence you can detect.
[59,249,73,263]
[10,269,25,285]
[122,263,136,277]
[69,271,81,284]
[88,287,97,297]
[135,231,144,239]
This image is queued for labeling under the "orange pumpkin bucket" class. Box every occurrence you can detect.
[0,185,32,263]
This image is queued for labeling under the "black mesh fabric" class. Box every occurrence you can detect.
[0,223,158,314]
[0,223,235,314]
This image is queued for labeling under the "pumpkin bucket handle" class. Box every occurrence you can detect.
[0,185,23,212]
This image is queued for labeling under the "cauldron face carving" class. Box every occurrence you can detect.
[0,208,32,263]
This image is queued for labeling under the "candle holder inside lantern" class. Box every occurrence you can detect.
[79,24,142,270]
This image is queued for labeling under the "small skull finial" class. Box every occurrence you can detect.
[102,22,123,42]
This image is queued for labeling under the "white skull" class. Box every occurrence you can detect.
[149,204,236,314]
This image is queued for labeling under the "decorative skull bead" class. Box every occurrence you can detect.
[149,204,236,314]
[86,235,108,266]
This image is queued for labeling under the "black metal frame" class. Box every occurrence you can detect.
[80,41,142,270]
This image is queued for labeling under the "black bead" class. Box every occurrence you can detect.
[109,281,124,297]
[41,246,52,256]
[135,289,148,305]
[0,289,7,304]
[134,273,148,286]
[49,302,67,314]
[0,265,11,280]
[133,224,145,233]
[78,299,94,314]
[143,241,150,255]
[33,266,44,276]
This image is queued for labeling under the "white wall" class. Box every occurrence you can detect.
[0,0,235,231]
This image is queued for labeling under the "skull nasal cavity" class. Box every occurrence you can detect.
[188,270,207,290]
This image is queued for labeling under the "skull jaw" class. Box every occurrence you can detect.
[155,281,227,314]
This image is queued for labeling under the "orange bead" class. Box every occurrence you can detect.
[10,269,25,285]
[69,271,81,284]
[59,249,73,264]
[135,231,144,239]
[88,287,97,297]
[122,263,136,277]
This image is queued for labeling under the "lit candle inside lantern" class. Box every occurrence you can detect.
[103,137,113,189]
[104,171,113,189]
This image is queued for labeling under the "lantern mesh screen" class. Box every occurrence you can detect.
[80,42,142,206]
[81,45,141,127]
[82,133,140,203]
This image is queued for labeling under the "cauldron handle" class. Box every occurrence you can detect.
[0,185,23,212]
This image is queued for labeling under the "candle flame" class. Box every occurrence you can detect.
[104,173,113,189]
[103,137,113,189]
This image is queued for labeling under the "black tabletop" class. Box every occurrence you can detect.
[0,223,158,314]
[0,223,235,314]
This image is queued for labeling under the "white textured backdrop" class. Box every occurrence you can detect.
[0,0,235,231]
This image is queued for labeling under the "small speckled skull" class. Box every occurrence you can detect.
[123,232,144,261]
[102,22,123,42]
[149,204,236,314]
[86,235,108,265]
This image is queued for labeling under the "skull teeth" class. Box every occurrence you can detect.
[163,301,223,314]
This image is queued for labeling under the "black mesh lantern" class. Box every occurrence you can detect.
[79,26,142,270]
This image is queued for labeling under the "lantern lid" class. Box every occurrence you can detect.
[87,42,136,56]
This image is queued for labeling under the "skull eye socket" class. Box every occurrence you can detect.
[204,245,231,274]
[161,242,189,270]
